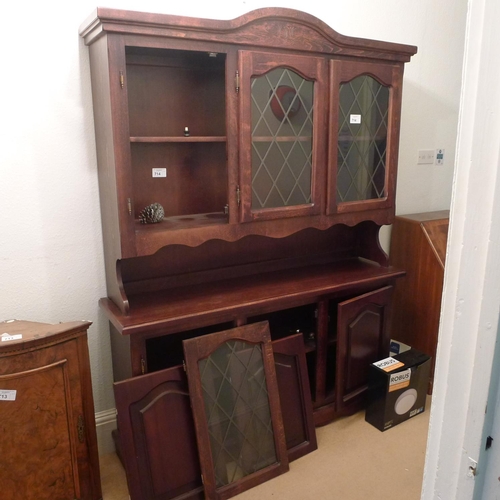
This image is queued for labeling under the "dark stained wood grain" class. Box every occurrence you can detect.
[133,208,396,258]
[335,286,393,412]
[80,7,416,270]
[79,8,417,63]
[114,365,203,500]
[112,332,317,498]
[272,333,318,461]
[80,6,415,480]
[101,258,404,338]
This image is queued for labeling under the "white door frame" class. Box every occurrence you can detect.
[421,0,500,498]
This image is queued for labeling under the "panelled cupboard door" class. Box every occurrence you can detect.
[336,286,394,412]
[238,50,328,222]
[113,366,204,500]
[272,333,317,462]
[328,60,404,215]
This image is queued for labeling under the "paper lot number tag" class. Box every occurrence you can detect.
[1,333,22,342]
[0,390,17,401]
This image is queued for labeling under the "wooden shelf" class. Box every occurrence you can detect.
[130,136,226,143]
[100,258,405,337]
[135,212,228,232]
[252,136,312,142]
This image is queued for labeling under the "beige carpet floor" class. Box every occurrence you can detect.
[100,400,430,500]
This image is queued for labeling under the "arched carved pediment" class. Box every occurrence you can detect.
[80,7,416,62]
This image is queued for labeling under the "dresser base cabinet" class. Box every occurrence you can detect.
[0,320,102,500]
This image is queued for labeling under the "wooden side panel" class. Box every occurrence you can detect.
[336,286,393,412]
[88,35,129,311]
[389,211,449,392]
[422,218,449,267]
[114,366,203,500]
[272,334,317,461]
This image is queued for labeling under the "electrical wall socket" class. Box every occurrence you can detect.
[435,149,445,165]
[418,149,434,164]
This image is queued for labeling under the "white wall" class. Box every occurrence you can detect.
[0,0,466,431]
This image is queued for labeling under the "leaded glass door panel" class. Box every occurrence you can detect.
[238,51,327,222]
[327,61,404,215]
[183,322,289,499]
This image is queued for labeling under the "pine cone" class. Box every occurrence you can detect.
[139,203,165,224]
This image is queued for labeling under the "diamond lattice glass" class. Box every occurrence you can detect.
[337,75,389,203]
[199,340,277,487]
[251,68,314,209]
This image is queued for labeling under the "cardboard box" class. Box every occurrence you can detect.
[365,348,431,431]
[389,339,411,357]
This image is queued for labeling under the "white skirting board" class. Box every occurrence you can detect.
[95,408,117,456]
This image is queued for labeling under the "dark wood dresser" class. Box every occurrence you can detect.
[79,7,417,498]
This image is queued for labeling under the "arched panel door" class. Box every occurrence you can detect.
[238,50,327,222]
[114,366,203,500]
[336,286,394,412]
[328,60,404,216]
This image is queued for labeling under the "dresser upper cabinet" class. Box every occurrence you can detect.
[80,8,416,255]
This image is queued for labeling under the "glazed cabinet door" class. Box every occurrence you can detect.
[114,365,204,500]
[336,286,393,412]
[183,322,289,499]
[328,60,404,216]
[238,50,328,222]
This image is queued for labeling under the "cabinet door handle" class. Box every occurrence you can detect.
[77,414,85,443]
